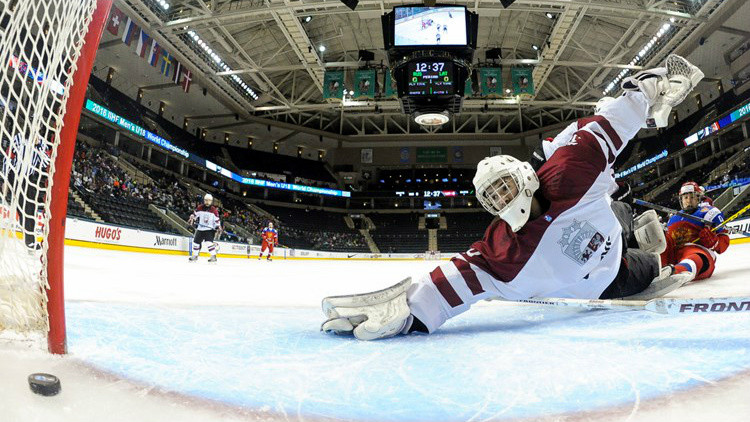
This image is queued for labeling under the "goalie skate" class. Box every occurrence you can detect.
[321,277,412,340]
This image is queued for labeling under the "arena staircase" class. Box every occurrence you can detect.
[149,204,192,237]
[428,229,438,252]
[361,230,380,254]
[69,189,103,223]
[715,184,750,212]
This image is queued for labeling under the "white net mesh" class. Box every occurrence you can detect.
[0,0,97,334]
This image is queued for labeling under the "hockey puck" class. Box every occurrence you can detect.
[28,373,61,396]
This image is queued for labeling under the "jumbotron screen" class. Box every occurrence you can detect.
[406,61,455,96]
[393,6,467,46]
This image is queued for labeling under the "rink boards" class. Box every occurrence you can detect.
[62,217,435,260]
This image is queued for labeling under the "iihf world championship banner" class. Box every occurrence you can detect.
[511,67,534,96]
[479,68,502,97]
[354,69,376,99]
[383,70,397,99]
[323,71,345,100]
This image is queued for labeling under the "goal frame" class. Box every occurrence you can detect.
[45,0,113,354]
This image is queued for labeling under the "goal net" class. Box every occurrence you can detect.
[0,0,110,353]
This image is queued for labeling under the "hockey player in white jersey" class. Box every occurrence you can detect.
[321,55,705,340]
[188,194,222,263]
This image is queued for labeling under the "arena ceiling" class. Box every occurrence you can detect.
[99,0,749,151]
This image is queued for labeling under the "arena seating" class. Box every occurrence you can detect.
[257,205,369,252]
[368,213,427,254]
[437,212,494,253]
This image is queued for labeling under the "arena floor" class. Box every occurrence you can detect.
[1,242,750,422]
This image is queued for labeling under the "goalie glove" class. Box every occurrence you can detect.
[621,54,704,128]
[321,278,413,340]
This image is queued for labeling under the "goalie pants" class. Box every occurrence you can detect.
[598,201,660,299]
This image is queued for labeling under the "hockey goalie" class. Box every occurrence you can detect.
[321,55,705,340]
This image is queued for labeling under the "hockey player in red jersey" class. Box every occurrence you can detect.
[660,181,730,281]
[188,194,222,263]
[259,222,278,261]
[321,55,705,340]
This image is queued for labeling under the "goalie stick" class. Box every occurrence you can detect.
[517,296,750,315]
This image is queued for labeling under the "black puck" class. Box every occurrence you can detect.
[28,373,61,396]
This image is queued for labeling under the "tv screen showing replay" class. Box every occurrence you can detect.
[394,6,467,47]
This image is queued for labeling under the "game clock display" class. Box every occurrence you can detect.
[407,61,455,95]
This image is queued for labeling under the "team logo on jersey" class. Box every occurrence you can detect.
[558,220,605,265]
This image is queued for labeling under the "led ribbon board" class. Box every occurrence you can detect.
[85,100,351,198]
[684,100,750,146]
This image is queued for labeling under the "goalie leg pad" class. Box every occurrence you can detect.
[634,210,667,254]
[321,278,412,341]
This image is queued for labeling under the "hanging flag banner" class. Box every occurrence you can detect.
[479,68,502,97]
[323,71,345,100]
[160,52,173,76]
[464,76,473,97]
[354,69,376,99]
[399,147,410,164]
[180,69,193,93]
[452,146,464,163]
[121,17,139,46]
[148,41,162,67]
[135,31,152,58]
[106,6,125,36]
[511,67,534,96]
[384,70,397,99]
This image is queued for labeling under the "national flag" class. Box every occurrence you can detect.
[148,41,161,66]
[180,69,192,93]
[106,6,125,36]
[121,18,139,46]
[135,31,152,58]
[172,61,182,85]
[160,52,173,76]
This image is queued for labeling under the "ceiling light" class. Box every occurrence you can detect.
[532,44,539,51]
[318,45,326,52]
[304,16,312,23]
[545,12,554,19]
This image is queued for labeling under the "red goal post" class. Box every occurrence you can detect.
[0,0,112,354]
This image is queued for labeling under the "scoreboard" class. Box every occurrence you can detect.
[407,61,455,95]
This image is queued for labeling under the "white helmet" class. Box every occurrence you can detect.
[204,193,213,205]
[473,155,539,232]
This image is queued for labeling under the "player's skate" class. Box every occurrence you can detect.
[621,54,704,128]
[321,277,413,340]
[188,255,198,262]
[208,256,217,263]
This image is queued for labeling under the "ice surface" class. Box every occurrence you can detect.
[2,243,750,421]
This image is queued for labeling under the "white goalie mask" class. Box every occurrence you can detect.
[204,193,213,206]
[621,54,704,129]
[473,155,540,232]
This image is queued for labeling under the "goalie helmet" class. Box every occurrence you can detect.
[473,155,539,232]
[621,54,704,128]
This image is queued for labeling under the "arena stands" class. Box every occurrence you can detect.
[368,213,427,254]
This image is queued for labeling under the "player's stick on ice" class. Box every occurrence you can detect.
[517,296,750,315]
